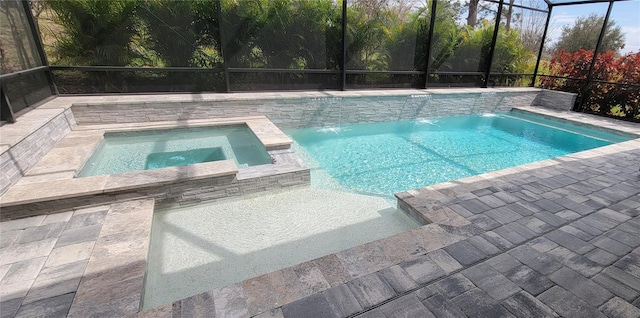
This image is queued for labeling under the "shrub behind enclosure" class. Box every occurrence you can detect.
[539,50,640,121]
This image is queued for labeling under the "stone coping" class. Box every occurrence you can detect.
[65,87,542,107]
[72,116,293,151]
[513,106,640,138]
[0,160,237,207]
[0,116,293,209]
[0,107,71,149]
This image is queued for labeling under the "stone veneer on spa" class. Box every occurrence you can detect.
[0,108,76,195]
[0,117,308,220]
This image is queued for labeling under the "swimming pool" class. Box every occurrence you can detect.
[142,109,632,309]
[289,110,631,197]
[78,125,271,177]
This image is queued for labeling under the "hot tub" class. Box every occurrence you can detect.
[78,124,272,177]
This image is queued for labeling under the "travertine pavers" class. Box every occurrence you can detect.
[0,200,153,318]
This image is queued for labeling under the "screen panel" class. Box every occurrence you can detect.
[0,0,42,74]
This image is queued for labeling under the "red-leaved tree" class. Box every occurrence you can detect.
[540,49,640,121]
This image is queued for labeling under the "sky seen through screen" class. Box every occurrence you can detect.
[400,0,639,54]
[548,0,640,54]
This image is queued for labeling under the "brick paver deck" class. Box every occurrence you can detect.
[224,147,638,318]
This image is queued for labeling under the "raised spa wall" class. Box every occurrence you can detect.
[0,116,310,220]
[0,88,573,200]
[70,88,543,129]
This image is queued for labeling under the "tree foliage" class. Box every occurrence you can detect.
[540,50,640,120]
[136,0,201,67]
[36,0,637,120]
[217,0,340,70]
[552,14,625,54]
[47,0,138,66]
[43,0,551,89]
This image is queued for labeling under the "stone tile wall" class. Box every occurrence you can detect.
[0,109,76,195]
[0,156,310,220]
[532,89,577,111]
[70,91,539,129]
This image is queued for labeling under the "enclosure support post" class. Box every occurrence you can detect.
[216,0,231,93]
[483,0,504,88]
[574,0,613,111]
[423,0,438,89]
[0,87,16,123]
[341,0,348,91]
[531,4,553,87]
[22,0,58,95]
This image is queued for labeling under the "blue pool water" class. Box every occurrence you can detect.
[289,111,630,196]
[78,125,271,177]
